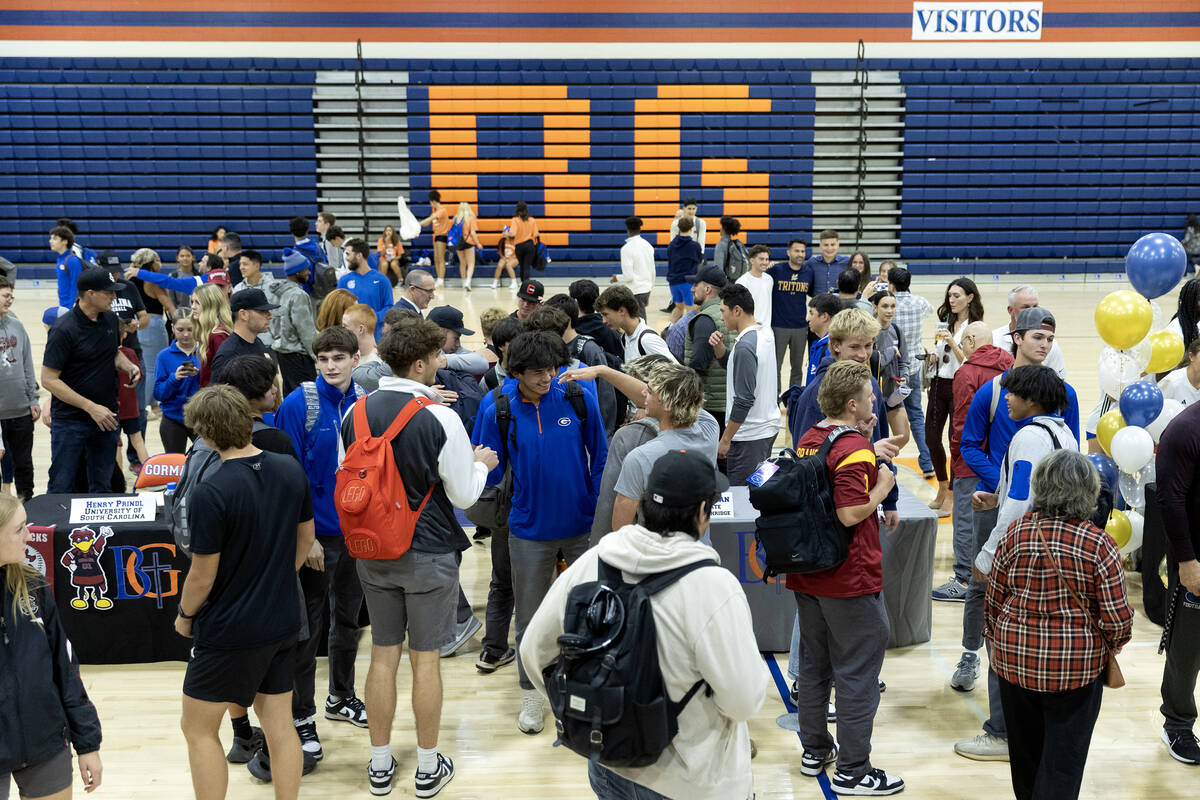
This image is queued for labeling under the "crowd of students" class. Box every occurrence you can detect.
[3,210,1200,800]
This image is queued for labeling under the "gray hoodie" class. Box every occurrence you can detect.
[0,311,38,419]
[265,278,317,356]
[977,414,1075,574]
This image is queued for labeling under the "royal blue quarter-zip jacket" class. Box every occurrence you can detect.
[152,341,201,424]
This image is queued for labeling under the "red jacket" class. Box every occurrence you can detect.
[951,344,1014,479]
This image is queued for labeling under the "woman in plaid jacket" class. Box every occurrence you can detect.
[984,449,1133,800]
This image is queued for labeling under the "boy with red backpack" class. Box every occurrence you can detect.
[337,316,497,797]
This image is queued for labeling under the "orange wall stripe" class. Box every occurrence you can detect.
[543,144,589,159]
[542,115,591,129]
[428,99,590,114]
[544,174,590,188]
[428,129,476,145]
[702,157,748,173]
[544,129,590,144]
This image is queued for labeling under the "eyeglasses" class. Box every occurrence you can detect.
[412,285,435,295]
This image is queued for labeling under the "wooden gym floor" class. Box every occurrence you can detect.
[7,274,1193,798]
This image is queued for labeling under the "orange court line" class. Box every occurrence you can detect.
[9,26,1198,43]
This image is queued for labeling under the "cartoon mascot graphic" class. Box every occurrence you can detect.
[59,526,114,610]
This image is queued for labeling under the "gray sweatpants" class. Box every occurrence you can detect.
[793,591,890,778]
[511,532,590,690]
[773,326,808,388]
[726,436,775,487]
[951,476,977,583]
[1161,561,1200,734]
[964,504,1006,738]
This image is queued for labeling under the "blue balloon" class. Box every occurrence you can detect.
[1087,452,1120,494]
[1126,232,1188,299]
[1119,380,1164,429]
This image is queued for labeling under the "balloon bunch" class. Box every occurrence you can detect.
[1092,232,1189,555]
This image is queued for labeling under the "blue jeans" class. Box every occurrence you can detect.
[137,317,168,409]
[904,368,934,472]
[588,762,670,800]
[48,416,119,493]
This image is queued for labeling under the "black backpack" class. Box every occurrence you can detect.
[465,382,588,530]
[747,426,857,577]
[544,558,717,767]
[435,367,486,436]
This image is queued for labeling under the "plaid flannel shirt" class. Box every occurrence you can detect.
[892,292,932,376]
[984,512,1134,693]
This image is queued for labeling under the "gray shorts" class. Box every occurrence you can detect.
[0,747,72,800]
[357,550,458,652]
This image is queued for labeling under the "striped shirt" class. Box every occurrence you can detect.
[892,291,933,375]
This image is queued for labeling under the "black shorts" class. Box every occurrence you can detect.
[183,636,297,707]
[434,235,448,244]
[455,240,474,252]
[119,416,141,435]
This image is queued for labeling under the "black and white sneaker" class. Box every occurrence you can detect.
[414,753,455,798]
[295,719,324,761]
[801,744,839,777]
[325,695,369,728]
[368,755,398,796]
[226,727,264,763]
[831,768,905,796]
[476,646,516,674]
[1162,729,1200,765]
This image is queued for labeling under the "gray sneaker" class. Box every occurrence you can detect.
[949,653,980,692]
[439,616,482,658]
[932,578,968,602]
[954,733,1009,761]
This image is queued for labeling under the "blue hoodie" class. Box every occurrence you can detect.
[472,375,608,542]
[666,235,703,285]
[787,355,898,511]
[275,375,362,538]
[959,370,1081,493]
[55,251,84,308]
[152,342,201,424]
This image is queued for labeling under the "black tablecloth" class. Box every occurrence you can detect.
[25,493,192,664]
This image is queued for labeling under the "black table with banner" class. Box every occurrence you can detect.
[707,484,938,651]
[23,493,192,664]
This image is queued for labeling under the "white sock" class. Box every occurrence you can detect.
[293,717,320,753]
[327,694,342,704]
[371,745,393,771]
[416,745,438,774]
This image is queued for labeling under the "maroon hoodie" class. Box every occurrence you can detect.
[951,344,1015,478]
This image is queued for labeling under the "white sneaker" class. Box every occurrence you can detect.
[434,279,444,289]
[517,690,544,734]
[464,280,472,292]
[490,279,498,289]
[509,278,518,290]
[954,733,1009,761]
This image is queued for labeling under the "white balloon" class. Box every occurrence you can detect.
[1110,426,1154,473]
[1123,510,1145,555]
[1125,338,1153,373]
[1145,398,1185,443]
[1149,301,1167,332]
[1118,470,1146,509]
[1098,347,1144,399]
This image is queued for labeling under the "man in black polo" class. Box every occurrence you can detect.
[41,270,142,493]
[211,288,279,383]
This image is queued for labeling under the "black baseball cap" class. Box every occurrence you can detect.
[645,450,729,507]
[229,287,280,313]
[77,269,127,294]
[518,279,544,301]
[96,249,121,272]
[1012,307,1056,334]
[428,305,474,336]
[685,264,728,288]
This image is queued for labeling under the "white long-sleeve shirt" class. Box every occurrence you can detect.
[620,235,657,295]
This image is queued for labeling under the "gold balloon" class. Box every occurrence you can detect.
[1094,290,1153,350]
[1105,509,1132,550]
[1096,410,1126,456]
[1146,329,1185,373]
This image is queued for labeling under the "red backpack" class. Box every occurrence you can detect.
[336,395,435,560]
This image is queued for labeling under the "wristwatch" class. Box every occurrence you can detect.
[177,605,195,620]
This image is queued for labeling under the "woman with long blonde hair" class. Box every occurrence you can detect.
[452,201,482,292]
[191,282,233,387]
[0,494,104,797]
[316,288,358,332]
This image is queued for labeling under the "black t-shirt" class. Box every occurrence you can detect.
[253,424,298,460]
[188,450,313,649]
[210,333,277,385]
[42,305,122,424]
[109,282,146,355]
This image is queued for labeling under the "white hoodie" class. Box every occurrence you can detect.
[976,413,1076,575]
[520,524,768,800]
